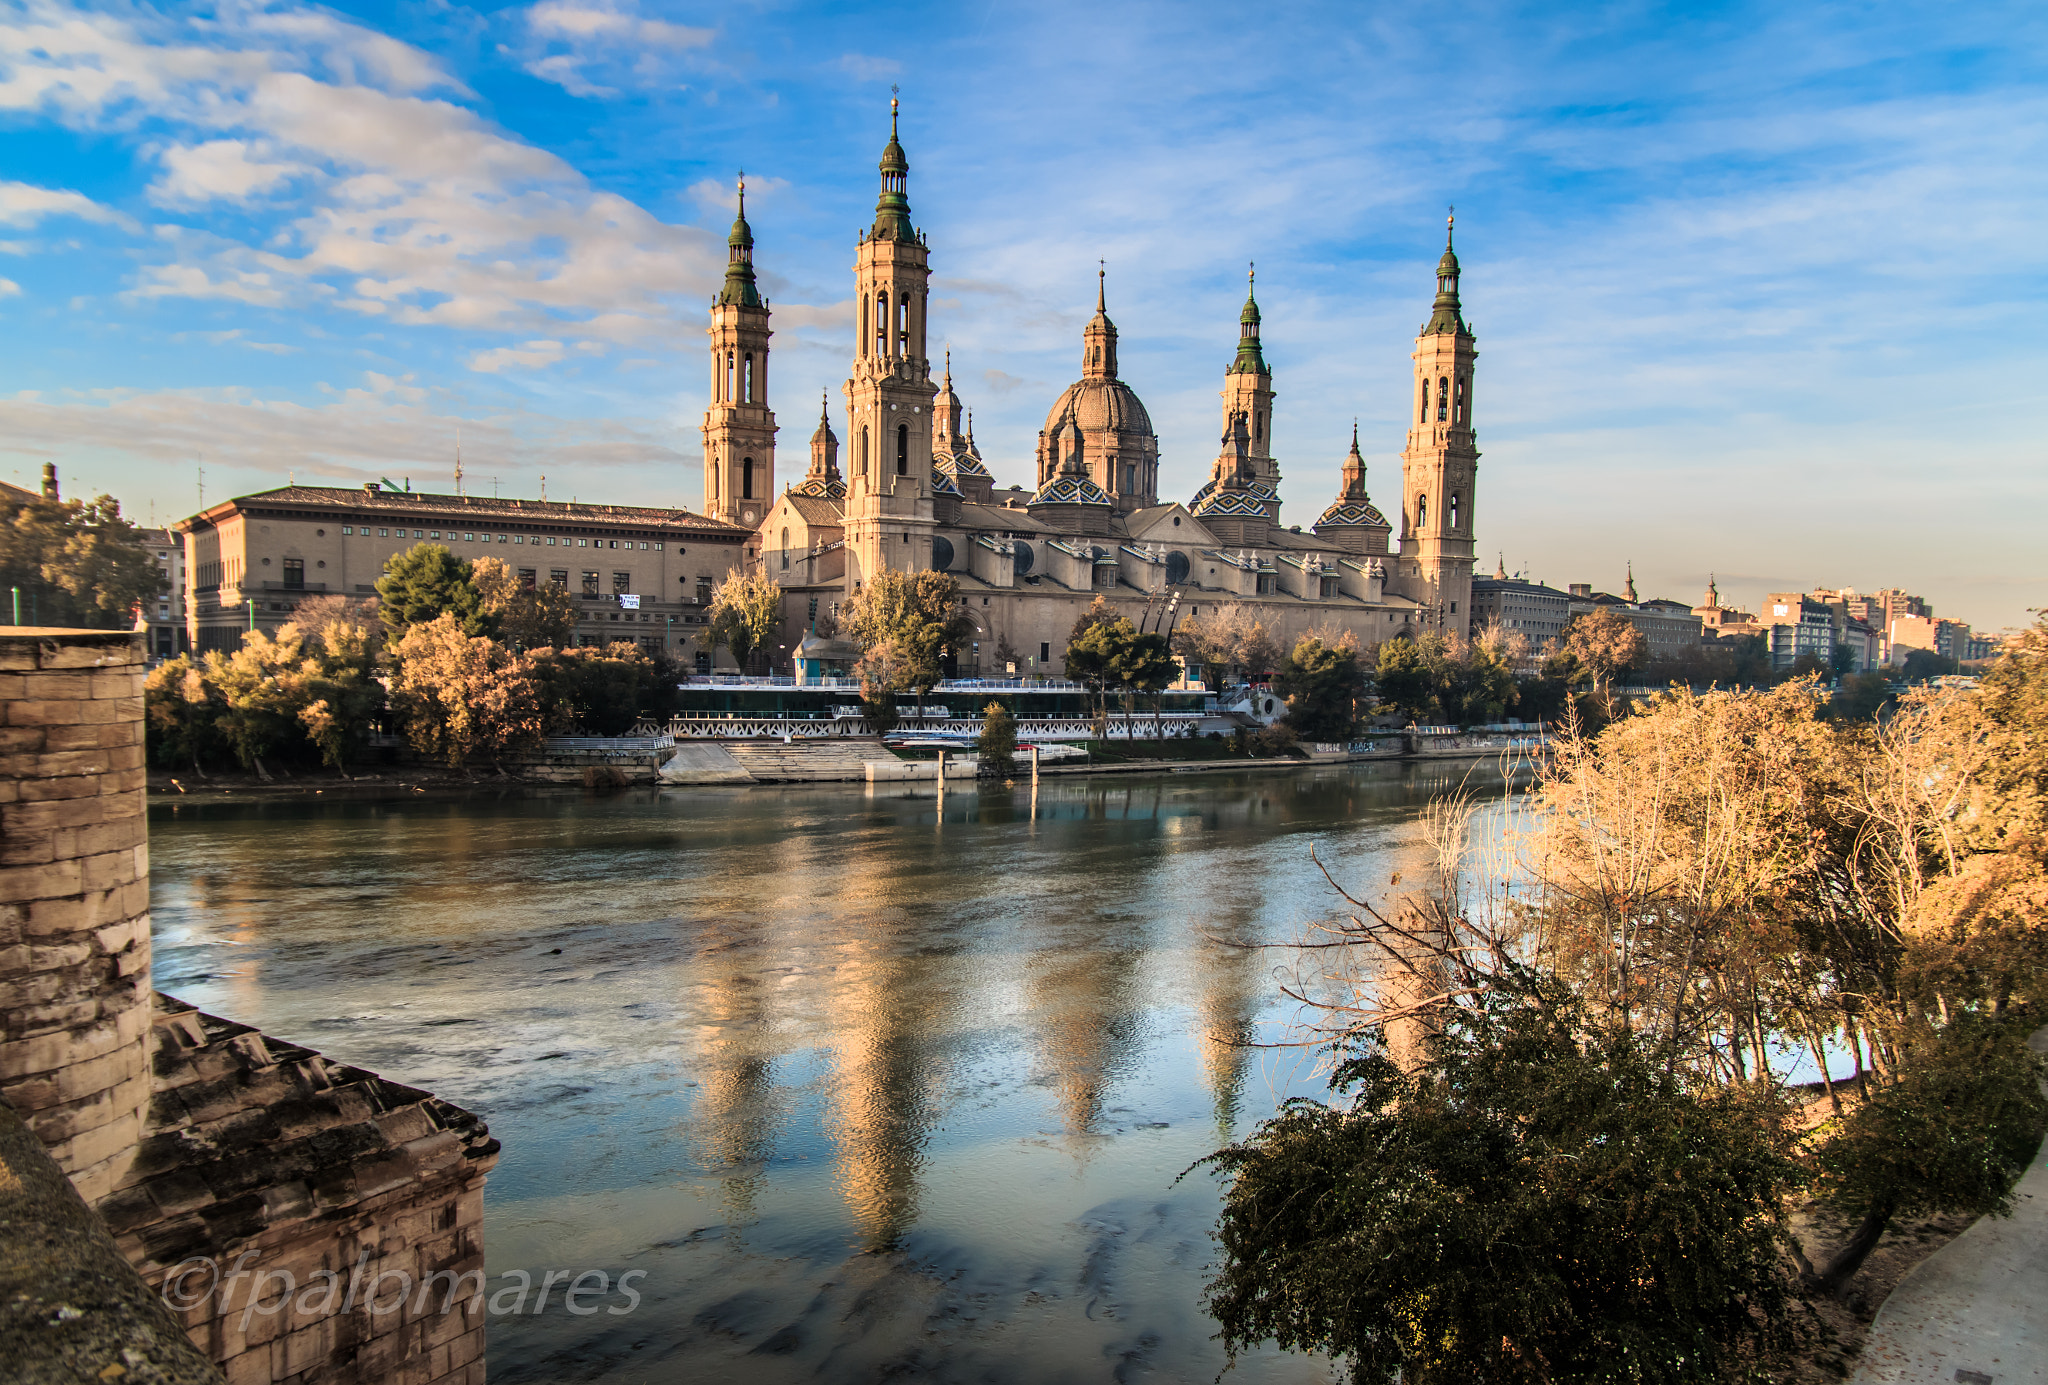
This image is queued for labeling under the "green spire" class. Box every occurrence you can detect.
[1229,261,1268,375]
[716,175,761,308]
[1424,209,1466,336]
[870,94,915,242]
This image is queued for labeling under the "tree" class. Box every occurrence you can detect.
[978,700,1017,777]
[842,569,972,713]
[703,567,784,673]
[1446,628,1518,726]
[0,491,163,628]
[202,626,320,780]
[1808,1013,2047,1293]
[292,601,384,773]
[386,615,546,769]
[1201,977,1803,1385]
[533,641,660,735]
[852,639,906,734]
[1274,635,1365,743]
[144,656,225,775]
[1830,670,1897,722]
[471,556,576,650]
[1116,627,1179,748]
[1563,606,1647,699]
[1373,636,1435,723]
[1171,606,1241,695]
[375,543,491,636]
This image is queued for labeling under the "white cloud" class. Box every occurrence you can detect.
[149,140,306,205]
[0,180,124,228]
[0,4,723,343]
[836,54,900,82]
[0,277,19,297]
[520,1,713,97]
[469,340,567,373]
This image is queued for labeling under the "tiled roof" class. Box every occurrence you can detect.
[1316,499,1389,528]
[190,485,747,535]
[1031,474,1113,508]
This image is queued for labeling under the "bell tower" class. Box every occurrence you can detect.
[702,177,777,527]
[1220,264,1280,522]
[1390,214,1480,634]
[843,96,938,592]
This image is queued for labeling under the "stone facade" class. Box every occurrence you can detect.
[0,627,154,1206]
[176,487,750,660]
[2,627,500,1385]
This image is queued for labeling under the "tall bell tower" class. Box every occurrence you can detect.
[1390,215,1479,634]
[842,96,938,592]
[1220,264,1281,523]
[702,178,777,527]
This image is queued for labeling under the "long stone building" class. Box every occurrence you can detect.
[745,101,1483,673]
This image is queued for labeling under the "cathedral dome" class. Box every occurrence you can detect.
[1041,376,1154,440]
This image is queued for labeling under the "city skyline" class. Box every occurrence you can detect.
[1,0,2043,631]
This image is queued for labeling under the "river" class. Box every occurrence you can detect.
[147,761,1504,1384]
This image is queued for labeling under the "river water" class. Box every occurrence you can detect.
[148,762,1501,1384]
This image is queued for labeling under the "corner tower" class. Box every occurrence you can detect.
[702,178,777,527]
[1389,215,1480,632]
[1221,265,1280,522]
[843,98,938,591]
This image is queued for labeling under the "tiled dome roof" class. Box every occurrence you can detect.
[931,466,962,496]
[791,475,846,501]
[1316,498,1388,528]
[1193,489,1270,519]
[1032,473,1113,507]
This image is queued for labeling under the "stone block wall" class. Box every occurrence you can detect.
[100,1001,498,1385]
[0,628,153,1204]
[1,628,500,1385]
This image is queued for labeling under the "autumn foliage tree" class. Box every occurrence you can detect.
[385,615,546,769]
[703,567,785,673]
[0,490,163,628]
[843,569,973,714]
[1563,606,1648,700]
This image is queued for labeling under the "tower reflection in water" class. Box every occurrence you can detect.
[147,762,1507,1384]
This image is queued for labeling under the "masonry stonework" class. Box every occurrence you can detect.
[0,627,154,1206]
[1,626,500,1385]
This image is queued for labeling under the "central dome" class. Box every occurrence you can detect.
[1032,271,1160,513]
[1042,376,1154,438]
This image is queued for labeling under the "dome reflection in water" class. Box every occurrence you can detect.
[147,762,1502,1384]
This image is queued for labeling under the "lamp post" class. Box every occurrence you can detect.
[10,587,17,626]
[247,598,255,632]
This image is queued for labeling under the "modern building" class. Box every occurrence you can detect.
[1471,565,1570,648]
[175,486,751,657]
[1753,592,1837,670]
[742,102,1481,674]
[1887,614,1972,666]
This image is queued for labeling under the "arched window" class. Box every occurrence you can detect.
[875,292,887,356]
[1417,494,1428,529]
[1420,380,1429,422]
[1449,492,1460,531]
[780,527,790,569]
[897,293,909,354]
[1254,411,1263,442]
[1454,375,1466,424]
[896,423,909,475]
[859,296,869,357]
[727,352,736,405]
[1436,376,1449,422]
[743,354,753,403]
[858,426,869,475]
[742,457,754,500]
[710,465,719,498]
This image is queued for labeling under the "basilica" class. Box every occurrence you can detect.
[706,101,1480,675]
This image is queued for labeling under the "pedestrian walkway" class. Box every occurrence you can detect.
[1848,1027,2048,1385]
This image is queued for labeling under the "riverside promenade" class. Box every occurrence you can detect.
[1848,1026,2048,1385]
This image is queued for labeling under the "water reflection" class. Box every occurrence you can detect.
[149,762,1503,1384]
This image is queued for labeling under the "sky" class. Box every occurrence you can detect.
[1,0,2043,632]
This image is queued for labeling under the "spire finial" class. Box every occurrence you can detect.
[1248,260,1255,289]
[1447,204,1455,248]
[820,388,830,420]
[1097,259,1106,313]
[891,85,899,136]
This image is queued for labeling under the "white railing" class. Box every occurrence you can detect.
[633,713,1205,741]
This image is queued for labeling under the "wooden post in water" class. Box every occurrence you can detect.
[1031,744,1040,784]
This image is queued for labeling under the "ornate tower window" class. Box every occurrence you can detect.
[875,292,887,356]
[898,294,909,354]
[1454,375,1466,424]
[896,423,909,476]
[1437,376,1449,422]
[1417,494,1428,528]
[1419,381,1429,423]
[858,426,869,475]
[743,457,755,500]
[1449,492,1459,531]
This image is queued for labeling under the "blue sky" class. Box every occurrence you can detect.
[2,0,2043,630]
